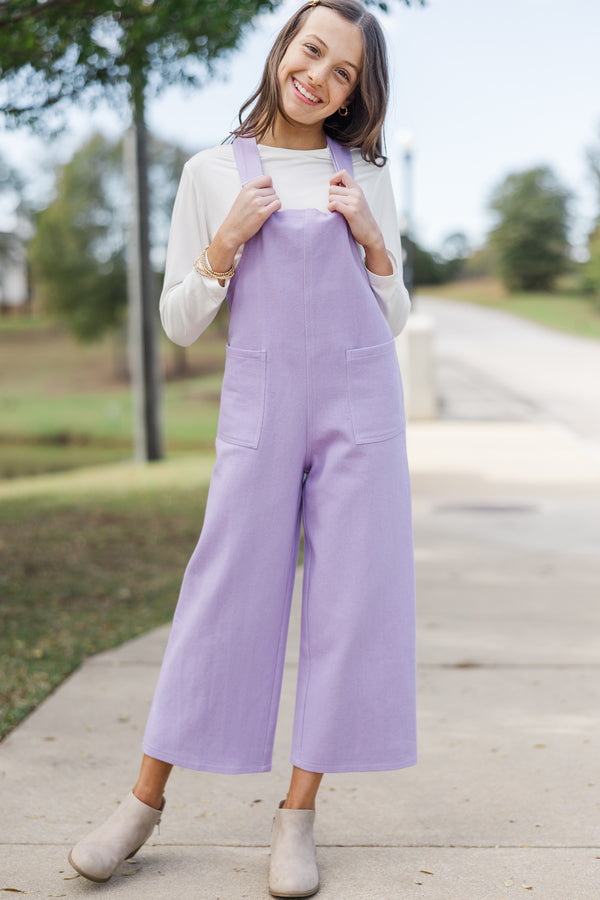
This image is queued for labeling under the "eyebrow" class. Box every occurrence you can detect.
[304,33,360,73]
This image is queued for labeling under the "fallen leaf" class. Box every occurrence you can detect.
[534,744,546,749]
[1,891,39,895]
[120,870,139,877]
[420,870,434,876]
[505,880,514,887]
[62,875,80,881]
[234,868,246,872]
[522,886,534,891]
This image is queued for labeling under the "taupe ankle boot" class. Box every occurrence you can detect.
[68,791,164,883]
[269,799,319,898]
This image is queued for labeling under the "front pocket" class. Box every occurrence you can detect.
[346,338,405,444]
[217,345,267,449]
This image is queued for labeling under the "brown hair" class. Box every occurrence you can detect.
[230,0,390,166]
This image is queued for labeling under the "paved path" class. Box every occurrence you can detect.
[2,299,600,898]
[418,295,600,445]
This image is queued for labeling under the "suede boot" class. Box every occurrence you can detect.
[68,791,164,883]
[269,799,319,898]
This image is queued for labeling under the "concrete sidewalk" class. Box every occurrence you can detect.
[2,299,600,898]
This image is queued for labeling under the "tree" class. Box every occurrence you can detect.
[29,131,187,350]
[0,0,284,461]
[0,152,24,264]
[488,166,572,293]
[582,122,600,304]
[29,134,127,340]
[0,0,421,459]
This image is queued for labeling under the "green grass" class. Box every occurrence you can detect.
[0,456,306,739]
[0,457,215,739]
[0,317,227,478]
[418,277,600,341]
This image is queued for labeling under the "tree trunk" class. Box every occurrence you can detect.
[125,80,163,461]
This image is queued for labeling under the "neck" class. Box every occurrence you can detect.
[259,117,327,151]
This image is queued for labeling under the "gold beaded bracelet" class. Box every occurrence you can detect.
[193,247,236,281]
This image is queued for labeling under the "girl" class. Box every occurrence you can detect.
[68,1,416,895]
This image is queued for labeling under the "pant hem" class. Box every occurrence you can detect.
[289,754,418,774]
[142,742,272,774]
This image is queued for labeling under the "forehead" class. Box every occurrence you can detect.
[296,6,363,68]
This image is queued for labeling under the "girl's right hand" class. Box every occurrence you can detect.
[212,176,281,264]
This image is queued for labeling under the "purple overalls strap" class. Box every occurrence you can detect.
[232,134,354,185]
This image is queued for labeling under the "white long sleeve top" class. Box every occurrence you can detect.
[159,143,411,347]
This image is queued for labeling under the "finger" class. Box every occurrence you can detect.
[262,197,282,217]
[329,168,356,188]
[327,199,350,216]
[244,174,274,189]
[328,185,353,198]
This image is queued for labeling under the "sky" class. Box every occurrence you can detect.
[1,0,599,254]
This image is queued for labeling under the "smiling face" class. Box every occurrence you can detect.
[274,6,364,146]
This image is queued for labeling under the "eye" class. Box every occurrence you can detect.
[305,43,319,55]
[336,68,350,82]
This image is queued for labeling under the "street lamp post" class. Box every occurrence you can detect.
[393,128,437,420]
[396,128,415,308]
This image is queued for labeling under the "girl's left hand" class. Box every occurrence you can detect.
[328,169,383,251]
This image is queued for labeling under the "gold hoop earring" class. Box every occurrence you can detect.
[338,106,349,117]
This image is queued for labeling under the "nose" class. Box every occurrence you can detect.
[307,61,327,86]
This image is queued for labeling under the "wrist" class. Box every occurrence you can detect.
[208,230,239,272]
[363,239,393,278]
[360,230,386,254]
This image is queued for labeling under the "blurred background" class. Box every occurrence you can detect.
[1,0,599,738]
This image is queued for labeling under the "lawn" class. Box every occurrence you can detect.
[0,316,227,477]
[3,281,596,739]
[0,316,232,737]
[417,276,600,341]
[0,457,214,739]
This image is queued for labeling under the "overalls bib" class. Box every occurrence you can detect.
[143,136,417,774]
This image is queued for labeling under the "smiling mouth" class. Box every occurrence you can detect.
[292,77,322,105]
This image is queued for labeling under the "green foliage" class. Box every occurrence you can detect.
[583,122,600,305]
[488,166,572,293]
[29,134,127,341]
[586,122,600,214]
[28,132,187,342]
[0,151,25,265]
[0,0,422,128]
[582,224,600,306]
[0,0,276,125]
[407,231,469,286]
[462,243,498,279]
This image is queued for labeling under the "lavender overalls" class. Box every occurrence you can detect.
[142,136,417,774]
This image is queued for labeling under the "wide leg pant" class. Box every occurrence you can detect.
[142,375,416,774]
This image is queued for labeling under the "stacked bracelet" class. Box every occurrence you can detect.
[193,247,236,281]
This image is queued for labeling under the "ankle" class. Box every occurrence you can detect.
[281,798,316,811]
[132,786,163,811]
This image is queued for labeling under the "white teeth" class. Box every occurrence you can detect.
[293,78,320,103]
